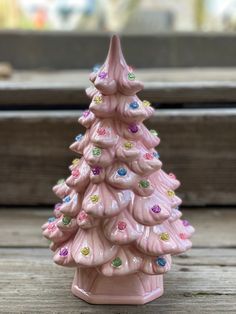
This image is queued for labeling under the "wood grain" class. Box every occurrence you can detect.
[2,68,236,104]
[1,208,236,248]
[0,109,235,206]
[0,248,235,313]
[0,208,236,313]
[1,32,236,69]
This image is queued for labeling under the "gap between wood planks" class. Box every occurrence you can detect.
[0,208,236,313]
[1,110,236,206]
[2,68,236,104]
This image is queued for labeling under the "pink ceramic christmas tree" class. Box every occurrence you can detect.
[42,35,194,305]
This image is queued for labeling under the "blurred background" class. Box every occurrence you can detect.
[0,0,235,206]
[1,0,236,32]
[0,1,236,312]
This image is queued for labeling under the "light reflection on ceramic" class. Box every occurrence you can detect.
[42,35,194,305]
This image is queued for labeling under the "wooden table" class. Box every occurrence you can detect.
[0,208,235,313]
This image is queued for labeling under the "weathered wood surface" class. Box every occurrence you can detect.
[0,208,236,313]
[0,109,235,206]
[1,32,236,69]
[2,68,236,104]
[1,248,236,313]
[1,209,235,248]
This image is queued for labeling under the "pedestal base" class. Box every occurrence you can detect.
[71,268,164,304]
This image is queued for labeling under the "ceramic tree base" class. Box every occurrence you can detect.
[72,268,163,304]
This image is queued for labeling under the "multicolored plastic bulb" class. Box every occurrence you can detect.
[179,233,187,240]
[72,158,80,166]
[57,179,65,185]
[92,147,102,157]
[160,232,170,241]
[47,223,56,232]
[72,169,80,178]
[83,110,90,117]
[167,190,175,197]
[128,73,135,80]
[118,221,127,230]
[139,180,150,188]
[62,215,71,225]
[63,196,71,203]
[98,71,107,79]
[155,257,166,267]
[54,203,61,211]
[128,124,138,133]
[78,211,88,221]
[97,127,106,135]
[75,134,83,141]
[151,205,161,213]
[150,129,158,137]
[117,168,127,176]
[92,166,102,175]
[80,247,90,256]
[129,101,139,109]
[48,217,56,223]
[93,64,101,73]
[169,172,176,179]
[90,195,99,203]
[111,257,122,268]
[153,152,160,158]
[94,95,103,104]
[143,100,151,107]
[182,220,190,227]
[59,247,68,257]
[144,153,153,160]
[124,141,133,149]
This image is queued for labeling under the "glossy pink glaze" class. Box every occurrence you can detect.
[42,35,194,304]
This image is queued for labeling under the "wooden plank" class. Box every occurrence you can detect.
[0,248,235,313]
[2,68,236,104]
[0,109,235,206]
[1,208,235,312]
[0,209,235,248]
[1,32,236,69]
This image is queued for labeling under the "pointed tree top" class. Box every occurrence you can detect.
[105,34,126,68]
[92,34,144,96]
